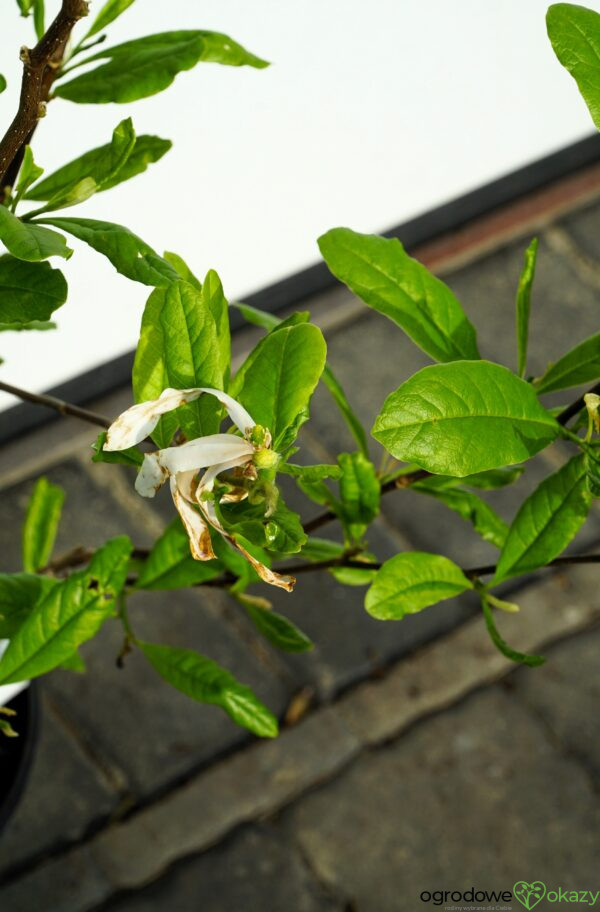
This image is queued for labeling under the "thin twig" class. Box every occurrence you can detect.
[556,380,600,427]
[463,553,600,580]
[0,0,89,188]
[0,380,110,428]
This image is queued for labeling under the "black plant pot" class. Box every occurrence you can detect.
[0,685,38,834]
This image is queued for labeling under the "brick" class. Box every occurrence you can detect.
[284,689,600,911]
[104,824,343,912]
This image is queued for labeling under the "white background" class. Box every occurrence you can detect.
[0,0,598,410]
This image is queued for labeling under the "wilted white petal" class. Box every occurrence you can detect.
[135,452,168,498]
[104,387,203,450]
[195,388,255,435]
[170,474,215,561]
[235,541,296,592]
[158,435,253,475]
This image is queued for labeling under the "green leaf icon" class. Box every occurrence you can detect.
[513,881,547,910]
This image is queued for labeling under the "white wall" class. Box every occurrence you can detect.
[0,0,598,410]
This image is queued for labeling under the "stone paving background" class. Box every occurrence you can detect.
[0,182,599,911]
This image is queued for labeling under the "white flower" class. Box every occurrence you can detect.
[104,387,295,591]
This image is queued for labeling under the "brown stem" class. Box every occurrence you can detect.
[463,553,600,580]
[0,0,89,189]
[556,380,600,427]
[0,379,110,428]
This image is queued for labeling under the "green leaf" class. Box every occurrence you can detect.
[280,462,342,482]
[232,300,368,456]
[201,269,231,389]
[38,216,178,286]
[0,256,67,324]
[330,560,378,586]
[136,519,222,590]
[83,0,136,39]
[493,455,592,583]
[15,146,44,200]
[132,280,224,445]
[0,538,131,684]
[59,651,86,673]
[232,323,327,449]
[91,431,143,467]
[22,477,65,573]
[0,207,72,262]
[373,360,559,476]
[365,552,473,620]
[413,483,508,549]
[547,3,600,130]
[28,134,171,202]
[32,0,44,40]
[86,535,133,592]
[337,452,379,542]
[461,467,525,490]
[163,251,201,289]
[481,594,545,666]
[140,642,278,737]
[318,228,480,362]
[0,574,57,638]
[300,537,345,561]
[515,237,538,377]
[239,594,313,653]
[535,332,600,394]
[55,31,269,105]
[0,75,6,94]
[0,319,56,332]
[226,499,307,556]
[16,0,32,15]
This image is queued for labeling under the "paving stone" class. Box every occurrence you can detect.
[45,586,295,799]
[0,844,109,912]
[283,688,600,911]
[559,199,600,264]
[336,563,600,745]
[267,519,476,700]
[445,233,599,380]
[104,824,343,912]
[0,693,117,880]
[511,626,600,784]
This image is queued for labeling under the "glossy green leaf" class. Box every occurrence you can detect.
[136,519,222,590]
[0,75,6,94]
[461,467,525,490]
[16,0,33,13]
[481,594,545,666]
[83,0,136,39]
[225,498,307,556]
[91,431,143,467]
[318,228,480,362]
[535,332,600,394]
[55,31,268,104]
[0,538,132,684]
[15,146,44,200]
[0,256,67,324]
[365,552,473,620]
[515,237,538,377]
[132,280,223,445]
[300,537,345,561]
[201,269,230,389]
[22,477,65,573]
[232,323,326,450]
[337,451,379,542]
[585,450,600,496]
[239,594,313,653]
[140,642,278,737]
[59,651,86,673]
[0,574,57,638]
[38,177,98,213]
[163,251,201,289]
[547,3,600,130]
[39,216,177,285]
[232,300,368,456]
[330,560,378,586]
[0,320,55,332]
[280,462,342,482]
[32,0,44,39]
[493,455,592,583]
[373,360,559,476]
[86,535,133,592]
[413,483,508,549]
[27,126,170,201]
[0,207,72,262]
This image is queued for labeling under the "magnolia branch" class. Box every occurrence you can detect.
[0,380,110,429]
[0,0,88,189]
